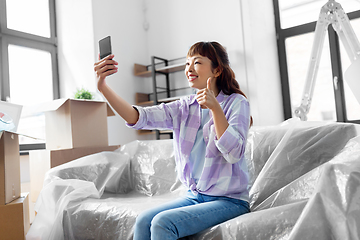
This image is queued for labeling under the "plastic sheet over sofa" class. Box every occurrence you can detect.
[26,119,360,239]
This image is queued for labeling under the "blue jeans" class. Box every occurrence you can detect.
[133,191,250,240]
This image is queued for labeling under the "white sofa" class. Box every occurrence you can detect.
[27,119,360,240]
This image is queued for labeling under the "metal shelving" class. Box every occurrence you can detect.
[134,56,188,139]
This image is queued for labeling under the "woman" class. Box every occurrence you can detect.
[94,41,252,239]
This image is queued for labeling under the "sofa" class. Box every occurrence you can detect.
[26,119,360,240]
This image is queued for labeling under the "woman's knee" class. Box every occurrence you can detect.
[135,210,154,229]
[150,211,177,236]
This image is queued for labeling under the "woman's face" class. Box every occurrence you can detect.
[185,54,217,90]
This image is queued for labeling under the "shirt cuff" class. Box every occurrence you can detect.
[214,125,244,163]
[125,106,145,129]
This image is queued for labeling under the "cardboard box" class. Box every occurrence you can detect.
[0,192,30,239]
[0,131,21,205]
[29,145,120,202]
[40,98,115,150]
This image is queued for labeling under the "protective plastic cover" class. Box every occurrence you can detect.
[27,119,360,240]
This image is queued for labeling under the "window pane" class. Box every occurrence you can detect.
[286,32,337,121]
[340,18,360,120]
[279,0,360,29]
[6,0,51,38]
[8,45,53,144]
[8,45,53,105]
[17,113,46,145]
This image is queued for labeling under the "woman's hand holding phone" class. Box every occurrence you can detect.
[94,54,118,92]
[93,54,139,125]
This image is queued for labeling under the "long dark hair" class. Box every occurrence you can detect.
[187,41,253,126]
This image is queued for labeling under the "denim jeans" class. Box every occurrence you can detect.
[133,190,250,240]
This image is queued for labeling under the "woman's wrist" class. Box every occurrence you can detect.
[210,101,222,114]
[211,103,229,139]
[97,79,107,93]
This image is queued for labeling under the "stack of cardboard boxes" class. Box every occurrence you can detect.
[29,98,120,205]
[0,101,30,239]
[1,99,120,238]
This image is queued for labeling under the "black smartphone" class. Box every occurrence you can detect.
[99,36,112,59]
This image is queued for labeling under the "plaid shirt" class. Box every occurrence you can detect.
[127,91,251,201]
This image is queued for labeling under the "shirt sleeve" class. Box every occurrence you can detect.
[214,96,250,164]
[126,101,181,130]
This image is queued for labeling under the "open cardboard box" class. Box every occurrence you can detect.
[0,131,21,205]
[29,145,121,202]
[1,101,40,206]
[0,192,30,239]
[40,98,115,150]
[0,101,23,205]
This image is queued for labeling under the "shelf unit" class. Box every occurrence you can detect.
[134,56,188,139]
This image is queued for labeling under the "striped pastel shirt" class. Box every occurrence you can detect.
[127,91,251,201]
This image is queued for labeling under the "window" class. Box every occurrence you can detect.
[273,0,360,123]
[0,0,59,147]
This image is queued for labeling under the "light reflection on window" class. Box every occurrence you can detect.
[8,45,53,144]
[279,0,360,29]
[340,18,360,120]
[6,0,51,38]
[286,32,337,121]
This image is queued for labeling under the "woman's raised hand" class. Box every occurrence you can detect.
[196,77,218,110]
[94,54,118,92]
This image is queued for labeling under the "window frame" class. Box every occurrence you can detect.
[273,0,360,124]
[0,0,59,152]
[0,0,59,102]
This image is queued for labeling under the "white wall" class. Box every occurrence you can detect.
[240,0,284,125]
[56,0,97,99]
[57,0,150,145]
[56,0,284,146]
[90,0,149,145]
[145,0,249,100]
[134,0,284,126]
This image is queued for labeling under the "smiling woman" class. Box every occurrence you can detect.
[94,41,253,239]
[186,41,252,126]
[185,55,218,92]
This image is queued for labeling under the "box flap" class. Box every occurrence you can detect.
[0,130,42,141]
[35,98,115,116]
[74,99,115,117]
[35,98,70,112]
[0,101,22,132]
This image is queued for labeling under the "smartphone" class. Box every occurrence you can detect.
[99,36,112,59]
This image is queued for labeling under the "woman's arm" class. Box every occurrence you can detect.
[210,104,229,138]
[94,54,139,124]
[214,98,250,164]
[197,78,250,164]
